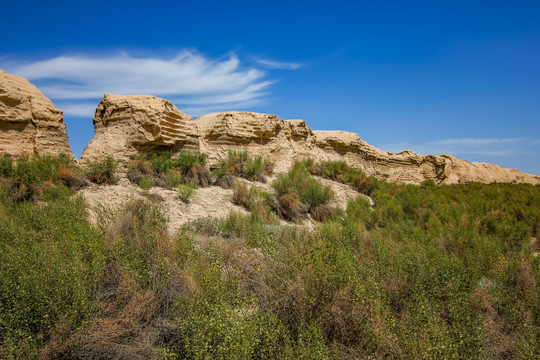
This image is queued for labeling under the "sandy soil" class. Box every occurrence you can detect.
[79,175,371,235]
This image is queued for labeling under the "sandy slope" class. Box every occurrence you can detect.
[79,176,370,235]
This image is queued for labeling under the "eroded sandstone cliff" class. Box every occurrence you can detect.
[79,96,539,185]
[195,111,539,185]
[81,94,199,162]
[0,71,533,186]
[0,69,73,158]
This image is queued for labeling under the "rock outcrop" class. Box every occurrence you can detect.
[81,94,199,162]
[195,111,539,185]
[0,69,73,158]
[77,97,539,186]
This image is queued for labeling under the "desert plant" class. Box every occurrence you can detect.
[0,154,13,177]
[173,151,207,170]
[178,182,196,202]
[216,150,274,182]
[272,161,333,221]
[126,157,154,184]
[165,169,183,188]
[138,176,153,191]
[150,153,173,173]
[232,181,251,209]
[84,156,119,185]
[56,165,88,192]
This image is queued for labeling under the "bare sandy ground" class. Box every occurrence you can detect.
[79,176,370,235]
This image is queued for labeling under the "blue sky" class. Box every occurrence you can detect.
[1,1,539,175]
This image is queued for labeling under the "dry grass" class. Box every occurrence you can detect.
[41,266,163,360]
[56,165,88,191]
[277,192,308,222]
[214,174,236,189]
[184,163,212,187]
[232,182,251,209]
[310,204,334,222]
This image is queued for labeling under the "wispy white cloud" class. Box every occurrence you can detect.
[378,137,535,157]
[5,50,298,117]
[254,58,303,70]
[60,103,98,117]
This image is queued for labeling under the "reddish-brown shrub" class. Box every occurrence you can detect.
[277,192,308,222]
[56,165,88,191]
[232,182,251,209]
[310,204,334,222]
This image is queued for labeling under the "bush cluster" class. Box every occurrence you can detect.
[0,154,88,202]
[303,158,377,195]
[214,150,274,183]
[1,156,539,359]
[126,152,210,191]
[272,161,333,222]
[232,182,278,225]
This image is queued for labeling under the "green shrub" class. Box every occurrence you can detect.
[14,154,72,186]
[216,150,274,182]
[42,183,72,202]
[0,155,13,177]
[165,169,183,188]
[138,177,153,191]
[272,161,332,221]
[0,196,107,357]
[126,157,154,185]
[173,151,207,170]
[178,182,196,202]
[84,156,119,185]
[150,153,173,173]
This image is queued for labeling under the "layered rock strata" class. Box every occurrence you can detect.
[196,111,540,184]
[0,69,73,158]
[79,95,539,185]
[81,94,199,162]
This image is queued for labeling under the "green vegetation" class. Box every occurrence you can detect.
[127,152,210,189]
[178,182,196,202]
[214,150,274,182]
[138,176,154,191]
[232,182,279,225]
[0,154,87,202]
[303,158,377,195]
[0,155,539,358]
[84,155,119,185]
[272,161,333,221]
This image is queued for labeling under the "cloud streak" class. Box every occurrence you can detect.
[5,50,295,117]
[254,58,303,70]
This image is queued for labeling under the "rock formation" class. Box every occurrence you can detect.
[0,69,73,158]
[81,94,199,162]
[195,111,540,185]
[29,88,533,186]
[196,112,319,172]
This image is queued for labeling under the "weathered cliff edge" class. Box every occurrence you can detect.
[0,69,73,158]
[81,95,540,185]
[81,94,198,161]
[0,68,536,185]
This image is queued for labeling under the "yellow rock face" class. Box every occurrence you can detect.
[81,94,199,162]
[0,69,73,158]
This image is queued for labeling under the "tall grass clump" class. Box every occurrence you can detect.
[215,150,274,182]
[302,158,378,195]
[127,151,211,189]
[272,161,333,221]
[84,156,119,185]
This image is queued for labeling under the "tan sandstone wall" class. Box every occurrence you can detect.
[0,69,73,158]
